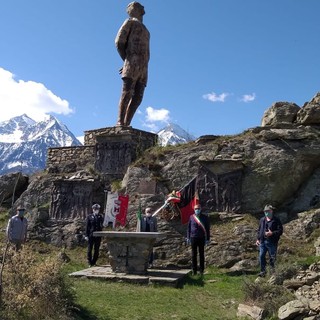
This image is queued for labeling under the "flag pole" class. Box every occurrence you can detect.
[151,202,168,217]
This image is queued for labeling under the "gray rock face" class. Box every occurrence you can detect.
[297,92,320,125]
[278,299,308,320]
[261,101,300,127]
[276,262,320,320]
[284,210,320,240]
[237,304,265,320]
[0,172,29,208]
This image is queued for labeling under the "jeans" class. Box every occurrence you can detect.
[259,240,278,273]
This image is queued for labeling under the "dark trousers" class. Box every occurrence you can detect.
[191,237,205,273]
[87,236,101,266]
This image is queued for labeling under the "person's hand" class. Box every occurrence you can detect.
[84,236,89,241]
[205,240,210,246]
[255,239,260,246]
[185,238,190,245]
[265,230,273,237]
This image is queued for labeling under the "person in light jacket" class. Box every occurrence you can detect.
[6,206,28,251]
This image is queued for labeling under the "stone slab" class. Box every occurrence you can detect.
[93,231,165,239]
[69,265,190,288]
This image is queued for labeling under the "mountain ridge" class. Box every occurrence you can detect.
[157,123,195,146]
[0,114,82,175]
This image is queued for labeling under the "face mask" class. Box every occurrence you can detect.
[195,209,201,215]
[264,211,273,218]
[93,210,99,215]
[146,212,152,217]
[18,210,25,217]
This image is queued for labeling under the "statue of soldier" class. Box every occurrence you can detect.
[115,2,150,127]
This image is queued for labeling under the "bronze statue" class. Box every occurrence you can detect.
[115,2,150,127]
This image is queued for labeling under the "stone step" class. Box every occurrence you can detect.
[69,265,190,288]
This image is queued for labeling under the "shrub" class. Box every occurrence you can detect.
[242,277,294,318]
[0,248,75,320]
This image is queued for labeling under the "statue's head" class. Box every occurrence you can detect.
[127,2,145,17]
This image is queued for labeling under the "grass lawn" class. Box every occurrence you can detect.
[69,263,248,320]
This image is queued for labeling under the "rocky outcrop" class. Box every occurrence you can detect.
[277,262,320,320]
[238,261,320,320]
[261,101,300,126]
[296,92,320,125]
[0,172,29,208]
[261,92,320,127]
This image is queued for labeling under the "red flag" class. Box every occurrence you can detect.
[177,177,199,224]
[115,194,129,226]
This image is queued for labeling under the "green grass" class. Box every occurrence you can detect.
[70,266,248,320]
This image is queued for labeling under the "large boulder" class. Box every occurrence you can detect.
[261,101,300,126]
[296,92,320,125]
[278,300,308,319]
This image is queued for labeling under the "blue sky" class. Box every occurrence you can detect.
[0,0,319,140]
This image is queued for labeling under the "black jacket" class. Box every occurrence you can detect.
[86,213,104,237]
[257,216,283,243]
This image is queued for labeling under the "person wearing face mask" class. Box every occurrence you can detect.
[256,205,283,277]
[141,207,157,267]
[85,203,104,267]
[6,206,28,251]
[187,204,210,276]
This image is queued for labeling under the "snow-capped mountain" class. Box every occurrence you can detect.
[0,114,82,175]
[157,123,196,146]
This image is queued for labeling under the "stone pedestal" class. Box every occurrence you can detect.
[94,231,165,274]
[84,126,158,179]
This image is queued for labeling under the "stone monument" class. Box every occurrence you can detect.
[94,231,165,274]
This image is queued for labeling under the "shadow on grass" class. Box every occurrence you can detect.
[71,305,105,320]
[184,274,205,287]
[225,270,258,277]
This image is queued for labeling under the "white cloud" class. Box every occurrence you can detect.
[240,93,256,102]
[0,67,74,122]
[145,106,170,122]
[203,92,230,103]
[142,106,170,132]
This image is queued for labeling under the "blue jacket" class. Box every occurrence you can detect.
[187,213,210,241]
[257,216,283,243]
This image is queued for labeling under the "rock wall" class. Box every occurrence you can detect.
[47,145,95,173]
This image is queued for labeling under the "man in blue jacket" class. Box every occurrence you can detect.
[256,204,283,277]
[187,204,210,275]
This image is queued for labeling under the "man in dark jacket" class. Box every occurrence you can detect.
[140,207,157,267]
[85,203,104,267]
[256,204,283,277]
[187,204,210,275]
